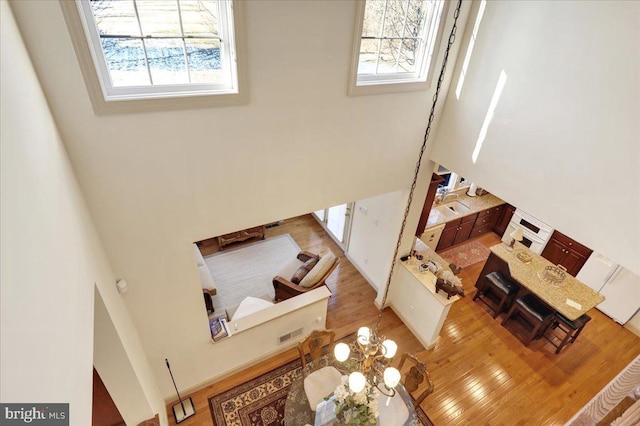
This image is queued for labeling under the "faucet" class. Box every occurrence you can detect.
[442,192,459,202]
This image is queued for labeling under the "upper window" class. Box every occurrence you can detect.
[350,0,447,94]
[75,0,239,103]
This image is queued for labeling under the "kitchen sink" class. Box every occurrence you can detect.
[435,201,472,217]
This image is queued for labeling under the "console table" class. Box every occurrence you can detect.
[217,225,266,249]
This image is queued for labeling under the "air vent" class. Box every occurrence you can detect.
[265,220,283,229]
[278,328,303,345]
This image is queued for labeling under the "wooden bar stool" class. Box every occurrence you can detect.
[473,271,520,318]
[501,294,554,346]
[544,312,591,354]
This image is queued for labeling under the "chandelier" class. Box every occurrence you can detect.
[333,327,400,396]
[331,0,463,400]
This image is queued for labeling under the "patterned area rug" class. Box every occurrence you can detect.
[204,234,300,312]
[208,355,435,426]
[438,239,491,269]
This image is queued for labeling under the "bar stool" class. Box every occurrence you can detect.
[501,294,554,346]
[473,271,520,318]
[544,312,591,354]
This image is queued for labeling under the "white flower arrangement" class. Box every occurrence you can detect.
[333,375,380,425]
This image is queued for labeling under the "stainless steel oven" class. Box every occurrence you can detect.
[501,209,554,254]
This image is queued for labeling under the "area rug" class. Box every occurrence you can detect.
[438,239,491,269]
[208,353,435,426]
[204,234,300,312]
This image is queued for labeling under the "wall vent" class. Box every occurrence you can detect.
[278,328,303,345]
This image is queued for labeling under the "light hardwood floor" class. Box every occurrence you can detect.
[174,214,640,425]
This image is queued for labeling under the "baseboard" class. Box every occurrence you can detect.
[624,322,640,338]
[163,341,298,404]
[388,302,438,350]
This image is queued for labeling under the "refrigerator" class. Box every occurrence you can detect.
[576,253,640,324]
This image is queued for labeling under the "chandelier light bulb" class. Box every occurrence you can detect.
[357,326,370,345]
[334,343,350,362]
[349,372,367,393]
[382,339,397,359]
[383,367,401,388]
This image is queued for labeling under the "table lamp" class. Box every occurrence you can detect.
[507,227,524,251]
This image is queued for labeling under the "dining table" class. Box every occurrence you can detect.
[283,349,420,426]
[476,242,605,321]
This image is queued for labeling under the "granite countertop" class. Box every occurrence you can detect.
[425,191,505,228]
[403,238,461,305]
[491,243,605,320]
[414,236,451,268]
[400,259,460,306]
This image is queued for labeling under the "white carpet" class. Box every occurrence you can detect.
[204,234,300,312]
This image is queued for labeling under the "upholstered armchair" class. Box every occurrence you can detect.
[272,250,339,301]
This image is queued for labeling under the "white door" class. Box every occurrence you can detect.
[313,203,353,249]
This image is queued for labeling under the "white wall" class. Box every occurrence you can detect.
[8,0,470,397]
[1,3,165,423]
[94,290,157,425]
[430,0,640,274]
[348,191,409,291]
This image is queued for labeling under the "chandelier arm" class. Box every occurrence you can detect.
[375,0,463,332]
[376,382,397,398]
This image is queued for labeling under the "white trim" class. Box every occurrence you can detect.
[348,0,449,96]
[59,0,249,113]
[624,321,640,338]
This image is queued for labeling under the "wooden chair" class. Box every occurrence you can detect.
[297,330,342,411]
[397,353,434,408]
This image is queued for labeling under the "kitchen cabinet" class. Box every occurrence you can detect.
[416,173,446,237]
[421,223,446,250]
[436,213,478,251]
[470,205,503,238]
[493,203,515,237]
[541,230,592,277]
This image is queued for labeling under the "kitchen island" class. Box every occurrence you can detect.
[388,239,461,349]
[476,243,605,320]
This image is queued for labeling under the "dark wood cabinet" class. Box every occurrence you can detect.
[493,203,515,237]
[217,225,266,249]
[416,173,446,237]
[454,219,475,245]
[438,222,458,250]
[436,213,478,251]
[541,230,592,277]
[471,205,503,237]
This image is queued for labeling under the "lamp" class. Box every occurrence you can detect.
[507,227,524,251]
[333,326,401,396]
[333,0,463,400]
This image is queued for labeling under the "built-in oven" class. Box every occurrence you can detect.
[501,209,554,254]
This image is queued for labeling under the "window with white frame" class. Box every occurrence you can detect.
[351,0,447,93]
[76,0,239,102]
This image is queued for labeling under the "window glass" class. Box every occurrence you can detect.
[355,0,446,88]
[77,0,238,100]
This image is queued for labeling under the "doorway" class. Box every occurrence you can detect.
[313,203,353,250]
[92,368,125,426]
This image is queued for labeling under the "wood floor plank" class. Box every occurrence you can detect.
[171,215,640,425]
